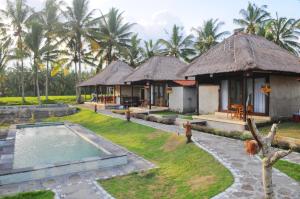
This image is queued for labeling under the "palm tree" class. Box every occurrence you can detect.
[63,0,97,103]
[265,14,300,55]
[121,34,144,67]
[0,39,10,75]
[37,0,61,101]
[192,19,229,54]
[0,0,32,103]
[143,39,161,59]
[92,7,134,65]
[159,24,195,62]
[24,21,44,105]
[233,2,270,34]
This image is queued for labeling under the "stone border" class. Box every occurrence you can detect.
[0,123,128,185]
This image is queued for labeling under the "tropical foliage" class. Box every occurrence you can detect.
[233,2,270,34]
[0,0,299,101]
[193,19,229,54]
[159,24,195,61]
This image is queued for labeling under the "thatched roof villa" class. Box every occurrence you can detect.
[185,32,300,130]
[125,56,197,113]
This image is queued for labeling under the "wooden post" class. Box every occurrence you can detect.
[96,85,99,103]
[148,82,152,110]
[131,85,134,107]
[120,85,122,105]
[246,119,293,199]
[243,75,247,122]
[196,78,199,115]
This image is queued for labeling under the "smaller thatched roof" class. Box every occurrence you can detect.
[78,61,134,87]
[185,33,300,77]
[125,56,187,83]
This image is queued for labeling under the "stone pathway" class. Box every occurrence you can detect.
[97,109,300,199]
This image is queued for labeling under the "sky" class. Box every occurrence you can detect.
[0,0,299,41]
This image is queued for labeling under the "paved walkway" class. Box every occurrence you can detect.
[98,109,300,199]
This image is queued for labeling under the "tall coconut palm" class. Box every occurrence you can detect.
[122,34,144,67]
[92,7,134,65]
[265,14,300,55]
[0,39,10,75]
[143,39,161,59]
[159,24,195,62]
[0,0,32,103]
[37,0,61,101]
[233,2,270,34]
[24,21,44,105]
[192,19,229,54]
[63,0,97,103]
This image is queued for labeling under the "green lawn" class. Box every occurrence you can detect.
[46,108,233,199]
[259,122,300,139]
[154,110,194,120]
[0,96,91,106]
[274,160,300,182]
[0,190,54,199]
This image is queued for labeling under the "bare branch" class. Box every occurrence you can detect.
[247,118,264,148]
[269,149,292,166]
[266,123,278,144]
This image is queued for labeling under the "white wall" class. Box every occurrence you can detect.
[168,87,197,113]
[270,75,300,118]
[169,87,184,112]
[198,85,219,114]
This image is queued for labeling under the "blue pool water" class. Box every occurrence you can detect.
[13,125,104,169]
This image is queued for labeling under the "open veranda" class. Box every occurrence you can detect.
[1,0,300,198]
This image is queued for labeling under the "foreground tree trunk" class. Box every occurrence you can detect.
[45,53,49,101]
[34,59,42,106]
[247,119,292,199]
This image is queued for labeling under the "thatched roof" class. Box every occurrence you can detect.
[78,61,134,87]
[185,33,300,77]
[125,56,187,82]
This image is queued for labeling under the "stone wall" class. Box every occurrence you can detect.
[0,104,77,124]
[269,75,300,118]
[198,85,219,114]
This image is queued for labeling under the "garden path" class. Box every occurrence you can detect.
[98,109,300,199]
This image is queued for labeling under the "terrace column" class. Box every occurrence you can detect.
[148,82,152,110]
[96,85,99,103]
[120,85,122,105]
[131,85,134,107]
[243,75,247,122]
[196,79,199,115]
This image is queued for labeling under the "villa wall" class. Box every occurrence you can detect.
[198,85,219,114]
[269,75,300,118]
[169,87,184,113]
[182,87,197,113]
[169,87,197,113]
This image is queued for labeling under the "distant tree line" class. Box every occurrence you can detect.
[0,1,299,104]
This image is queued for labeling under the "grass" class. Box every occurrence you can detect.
[46,108,233,199]
[259,122,300,139]
[0,190,54,199]
[274,160,300,182]
[154,110,194,120]
[0,95,91,106]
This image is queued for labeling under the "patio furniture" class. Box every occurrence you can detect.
[230,104,243,120]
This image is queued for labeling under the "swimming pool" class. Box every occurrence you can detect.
[0,123,127,185]
[13,125,105,169]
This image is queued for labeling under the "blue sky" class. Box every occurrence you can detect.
[0,0,299,40]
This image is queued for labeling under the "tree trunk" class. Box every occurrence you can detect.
[45,53,49,101]
[262,158,273,199]
[35,59,41,106]
[76,36,82,104]
[20,51,25,104]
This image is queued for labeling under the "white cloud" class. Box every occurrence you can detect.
[131,10,184,41]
